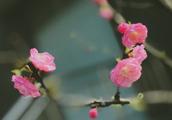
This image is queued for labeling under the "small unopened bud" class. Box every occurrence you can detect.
[117,22,130,34]
[89,108,98,119]
[94,0,107,5]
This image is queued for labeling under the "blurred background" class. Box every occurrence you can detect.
[0,0,172,120]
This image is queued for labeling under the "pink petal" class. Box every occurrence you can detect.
[29,48,56,72]
[12,75,41,97]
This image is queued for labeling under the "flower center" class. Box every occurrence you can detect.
[129,31,138,42]
[120,67,129,77]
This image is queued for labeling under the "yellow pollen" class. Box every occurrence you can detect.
[121,67,129,77]
[129,31,138,42]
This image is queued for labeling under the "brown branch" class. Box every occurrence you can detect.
[86,99,130,108]
[86,90,130,108]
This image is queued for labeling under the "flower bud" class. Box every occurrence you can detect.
[89,108,98,119]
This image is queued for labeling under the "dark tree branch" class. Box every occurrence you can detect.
[87,99,130,108]
[86,89,130,108]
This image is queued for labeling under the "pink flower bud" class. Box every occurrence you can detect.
[12,75,40,97]
[94,0,107,5]
[110,58,142,88]
[121,23,148,48]
[89,108,98,119]
[29,48,56,72]
[99,6,114,20]
[129,45,147,64]
[117,23,130,34]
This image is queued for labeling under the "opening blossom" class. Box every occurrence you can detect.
[110,58,142,88]
[118,23,148,48]
[29,48,56,72]
[89,108,98,120]
[129,45,147,64]
[12,75,40,97]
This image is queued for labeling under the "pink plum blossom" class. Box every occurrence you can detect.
[110,58,142,88]
[119,23,148,48]
[99,6,114,20]
[89,108,98,119]
[29,48,56,72]
[129,45,147,64]
[12,75,40,97]
[117,22,130,34]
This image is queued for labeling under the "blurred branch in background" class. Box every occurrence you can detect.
[19,97,49,120]
[2,97,34,120]
[2,97,50,120]
[159,0,172,12]
[144,90,172,104]
[145,43,172,68]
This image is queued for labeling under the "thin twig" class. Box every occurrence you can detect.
[87,99,130,108]
[86,89,130,108]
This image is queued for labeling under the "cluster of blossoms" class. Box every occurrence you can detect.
[110,22,148,88]
[11,48,56,98]
[88,22,148,119]
[94,0,114,20]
